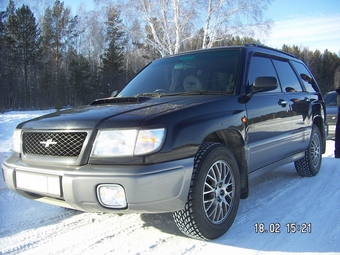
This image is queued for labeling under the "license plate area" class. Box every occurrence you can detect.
[15,171,62,197]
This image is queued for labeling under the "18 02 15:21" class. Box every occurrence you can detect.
[254,223,312,233]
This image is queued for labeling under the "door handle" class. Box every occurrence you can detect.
[278,99,288,107]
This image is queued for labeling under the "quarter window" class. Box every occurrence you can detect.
[291,61,319,93]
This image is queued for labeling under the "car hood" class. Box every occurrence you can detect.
[17,95,219,130]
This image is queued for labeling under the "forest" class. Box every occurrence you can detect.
[0,0,339,112]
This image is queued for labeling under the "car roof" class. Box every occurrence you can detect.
[158,44,298,62]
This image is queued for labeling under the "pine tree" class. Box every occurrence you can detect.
[0,9,7,112]
[15,5,41,108]
[68,52,92,106]
[41,0,78,107]
[3,0,19,109]
[1,2,41,110]
[100,6,127,96]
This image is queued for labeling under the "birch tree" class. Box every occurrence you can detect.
[120,0,272,56]
[198,0,272,49]
[120,0,195,56]
[80,10,106,71]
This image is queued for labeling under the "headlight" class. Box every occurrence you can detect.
[91,128,166,157]
[91,130,137,156]
[134,129,166,155]
[11,129,22,154]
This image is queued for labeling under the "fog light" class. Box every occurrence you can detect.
[97,184,127,208]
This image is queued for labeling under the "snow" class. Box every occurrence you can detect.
[0,110,339,255]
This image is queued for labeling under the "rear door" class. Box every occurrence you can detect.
[246,54,291,172]
[273,59,317,153]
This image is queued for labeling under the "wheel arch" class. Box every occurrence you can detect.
[203,129,249,199]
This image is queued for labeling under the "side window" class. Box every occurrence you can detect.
[272,59,303,93]
[248,55,281,92]
[291,61,319,93]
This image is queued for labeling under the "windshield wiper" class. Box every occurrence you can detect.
[136,92,162,98]
[134,91,229,98]
[162,91,229,96]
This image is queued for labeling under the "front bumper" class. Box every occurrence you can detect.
[2,156,194,213]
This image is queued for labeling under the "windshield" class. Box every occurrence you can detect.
[118,50,240,97]
[324,92,337,106]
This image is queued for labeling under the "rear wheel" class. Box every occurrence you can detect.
[173,143,240,240]
[294,124,322,177]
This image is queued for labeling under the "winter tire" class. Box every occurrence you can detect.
[294,124,322,177]
[173,143,240,240]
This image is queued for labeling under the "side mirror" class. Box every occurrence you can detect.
[239,76,278,103]
[239,76,278,104]
[252,76,278,93]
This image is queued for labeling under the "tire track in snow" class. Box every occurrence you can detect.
[233,167,303,226]
[2,213,149,255]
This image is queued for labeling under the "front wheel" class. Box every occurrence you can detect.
[173,143,240,240]
[294,124,322,177]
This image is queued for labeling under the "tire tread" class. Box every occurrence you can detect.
[173,142,237,240]
[294,125,322,177]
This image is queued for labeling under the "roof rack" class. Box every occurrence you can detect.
[244,44,297,58]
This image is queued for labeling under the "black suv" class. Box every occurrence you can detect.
[2,44,327,240]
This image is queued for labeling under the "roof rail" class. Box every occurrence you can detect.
[244,44,297,58]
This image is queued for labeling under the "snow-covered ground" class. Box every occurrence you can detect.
[0,111,339,255]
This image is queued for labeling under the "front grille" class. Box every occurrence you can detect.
[23,132,88,157]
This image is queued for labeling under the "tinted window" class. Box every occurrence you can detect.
[248,55,281,92]
[273,59,302,92]
[291,61,319,93]
[119,50,240,96]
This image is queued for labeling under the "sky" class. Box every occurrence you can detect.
[1,0,339,54]
[263,0,340,54]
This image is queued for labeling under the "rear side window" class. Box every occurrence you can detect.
[272,59,302,92]
[291,61,319,93]
[248,55,281,92]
